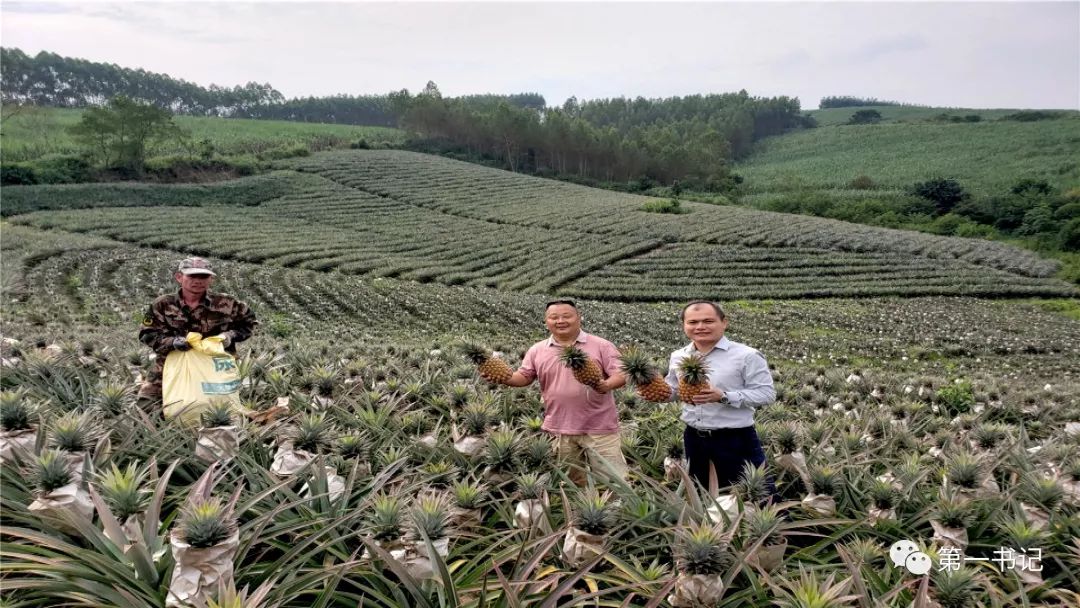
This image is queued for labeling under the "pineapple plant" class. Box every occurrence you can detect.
[337,434,367,461]
[367,493,405,542]
[674,524,733,574]
[512,472,549,530]
[930,567,981,608]
[516,472,547,501]
[460,403,491,437]
[178,496,237,548]
[93,383,131,416]
[803,465,840,516]
[96,462,151,521]
[774,422,801,454]
[867,478,898,525]
[26,448,94,525]
[669,523,733,607]
[291,413,334,454]
[484,428,518,475]
[743,504,787,571]
[410,493,451,540]
[564,489,616,566]
[201,401,236,429]
[676,354,712,403]
[462,342,514,384]
[420,461,455,488]
[0,392,37,464]
[558,344,604,390]
[620,347,671,402]
[49,410,100,453]
[29,449,73,494]
[573,490,617,536]
[736,461,773,505]
[944,450,990,494]
[520,435,552,470]
[931,493,972,550]
[450,479,485,530]
[451,480,484,510]
[1,392,34,432]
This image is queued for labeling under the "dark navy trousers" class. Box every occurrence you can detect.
[683,425,776,498]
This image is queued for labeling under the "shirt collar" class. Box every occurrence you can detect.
[547,331,588,347]
[177,289,212,311]
[684,336,731,356]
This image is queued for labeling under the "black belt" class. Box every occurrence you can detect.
[687,425,753,437]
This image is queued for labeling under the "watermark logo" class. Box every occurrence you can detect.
[889,540,1043,575]
[889,540,932,575]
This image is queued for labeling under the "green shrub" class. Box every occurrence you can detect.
[30,154,91,184]
[1054,202,1080,220]
[847,109,882,125]
[1,163,38,185]
[641,198,688,214]
[848,175,877,190]
[910,178,968,214]
[259,144,311,161]
[1011,178,1053,197]
[1001,111,1062,122]
[937,380,975,416]
[1060,218,1080,252]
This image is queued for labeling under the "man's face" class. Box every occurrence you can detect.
[545,304,581,339]
[175,272,214,297]
[682,304,728,345]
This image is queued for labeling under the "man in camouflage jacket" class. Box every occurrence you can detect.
[137,257,257,406]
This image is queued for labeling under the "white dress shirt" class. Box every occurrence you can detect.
[664,336,776,429]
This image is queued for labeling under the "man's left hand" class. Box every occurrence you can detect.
[593,379,611,394]
[218,332,234,348]
[691,388,726,404]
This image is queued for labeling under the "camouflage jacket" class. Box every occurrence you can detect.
[139,290,257,359]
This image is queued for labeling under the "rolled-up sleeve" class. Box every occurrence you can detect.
[725,350,775,409]
[517,346,538,383]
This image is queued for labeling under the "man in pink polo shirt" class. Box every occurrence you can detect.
[493,299,628,485]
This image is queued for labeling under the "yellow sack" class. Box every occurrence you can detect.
[162,333,242,424]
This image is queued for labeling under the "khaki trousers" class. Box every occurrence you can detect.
[552,432,628,486]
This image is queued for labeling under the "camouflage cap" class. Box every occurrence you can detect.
[177,257,217,276]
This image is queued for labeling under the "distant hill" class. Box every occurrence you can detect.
[738,110,1080,195]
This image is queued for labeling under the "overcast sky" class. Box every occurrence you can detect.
[3,1,1078,110]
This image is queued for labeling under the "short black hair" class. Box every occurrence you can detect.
[680,300,726,321]
[545,299,577,310]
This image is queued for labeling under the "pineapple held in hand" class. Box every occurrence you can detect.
[559,345,604,389]
[620,347,671,402]
[463,343,514,385]
[677,353,712,403]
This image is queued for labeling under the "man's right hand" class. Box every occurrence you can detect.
[171,336,192,351]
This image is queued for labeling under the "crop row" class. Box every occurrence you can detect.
[282,151,1061,277]
[6,224,1079,374]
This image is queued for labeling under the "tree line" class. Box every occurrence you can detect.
[402,84,809,189]
[2,47,811,189]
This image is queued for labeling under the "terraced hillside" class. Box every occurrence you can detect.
[4,150,1075,300]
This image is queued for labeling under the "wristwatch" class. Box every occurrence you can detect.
[718,395,730,405]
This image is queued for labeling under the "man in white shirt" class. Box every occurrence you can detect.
[664,301,776,496]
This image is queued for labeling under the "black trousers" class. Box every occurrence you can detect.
[683,425,776,497]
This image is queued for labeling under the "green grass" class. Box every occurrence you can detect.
[0,106,405,162]
[735,116,1080,196]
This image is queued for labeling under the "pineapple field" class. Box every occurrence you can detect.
[2,148,1080,607]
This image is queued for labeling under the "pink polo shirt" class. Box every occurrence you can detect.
[518,331,622,434]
